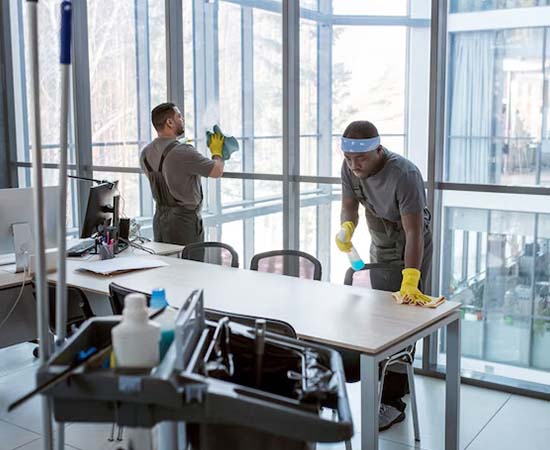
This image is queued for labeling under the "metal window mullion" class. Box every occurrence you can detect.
[283,0,300,255]
[316,0,332,280]
[9,0,30,186]
[426,0,448,369]
[166,0,184,111]
[203,0,221,241]
[0,0,16,187]
[528,214,539,368]
[242,5,255,266]
[537,27,548,186]
[135,0,153,218]
[71,0,94,229]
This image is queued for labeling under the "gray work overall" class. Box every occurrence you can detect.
[350,174,433,402]
[350,175,433,291]
[142,141,204,247]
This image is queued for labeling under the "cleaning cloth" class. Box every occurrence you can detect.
[206,125,239,161]
[391,292,446,308]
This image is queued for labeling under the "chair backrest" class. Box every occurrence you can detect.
[205,308,297,338]
[33,282,94,336]
[108,282,151,315]
[344,263,404,292]
[250,250,322,281]
[181,241,239,268]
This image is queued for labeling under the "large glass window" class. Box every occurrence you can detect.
[441,1,550,390]
[440,192,550,382]
[450,0,550,13]
[446,27,550,186]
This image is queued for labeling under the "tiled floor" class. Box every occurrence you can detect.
[1,343,548,450]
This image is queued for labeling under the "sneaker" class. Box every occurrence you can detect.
[379,403,406,431]
[387,397,407,412]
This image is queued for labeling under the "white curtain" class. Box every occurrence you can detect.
[448,32,496,184]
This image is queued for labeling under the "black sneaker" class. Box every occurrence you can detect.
[379,403,406,431]
[386,398,407,412]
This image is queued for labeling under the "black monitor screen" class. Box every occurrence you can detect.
[80,182,119,238]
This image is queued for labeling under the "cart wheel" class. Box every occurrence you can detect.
[32,347,39,358]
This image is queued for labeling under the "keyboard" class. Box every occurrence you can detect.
[67,239,96,257]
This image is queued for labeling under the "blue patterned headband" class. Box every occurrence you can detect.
[341,136,380,153]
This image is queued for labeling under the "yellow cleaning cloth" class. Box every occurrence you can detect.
[392,292,446,308]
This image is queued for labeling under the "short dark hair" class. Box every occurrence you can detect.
[151,102,176,131]
[343,121,379,139]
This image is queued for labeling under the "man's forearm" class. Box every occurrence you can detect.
[341,207,358,226]
[403,231,423,270]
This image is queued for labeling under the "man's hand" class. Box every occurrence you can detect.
[208,132,224,158]
[335,221,355,252]
[399,268,431,305]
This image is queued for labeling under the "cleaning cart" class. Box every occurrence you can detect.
[37,289,354,450]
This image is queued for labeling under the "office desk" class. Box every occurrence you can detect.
[0,242,183,347]
[49,255,461,450]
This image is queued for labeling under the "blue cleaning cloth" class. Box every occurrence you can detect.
[206,125,239,161]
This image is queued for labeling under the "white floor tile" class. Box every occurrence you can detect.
[0,343,38,379]
[0,419,40,450]
[10,437,78,450]
[0,365,63,435]
[64,423,128,450]
[345,375,511,450]
[465,395,550,450]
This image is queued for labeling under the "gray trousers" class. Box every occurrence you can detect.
[153,206,204,247]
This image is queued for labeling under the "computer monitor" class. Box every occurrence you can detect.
[0,186,59,256]
[80,182,120,238]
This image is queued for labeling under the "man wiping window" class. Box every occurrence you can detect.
[140,103,225,249]
[336,120,433,430]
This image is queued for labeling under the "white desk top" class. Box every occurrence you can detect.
[48,255,460,355]
[0,242,183,290]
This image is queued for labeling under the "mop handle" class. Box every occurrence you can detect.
[60,1,72,64]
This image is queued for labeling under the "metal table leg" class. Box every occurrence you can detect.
[445,316,461,450]
[361,353,379,450]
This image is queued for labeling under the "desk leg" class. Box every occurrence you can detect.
[361,353,379,450]
[445,317,461,450]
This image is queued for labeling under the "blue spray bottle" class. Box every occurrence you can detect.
[338,230,365,271]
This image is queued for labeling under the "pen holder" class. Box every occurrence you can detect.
[98,242,115,260]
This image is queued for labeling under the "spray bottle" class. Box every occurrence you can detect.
[150,288,177,359]
[338,229,365,271]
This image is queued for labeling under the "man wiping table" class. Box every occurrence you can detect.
[335,120,434,430]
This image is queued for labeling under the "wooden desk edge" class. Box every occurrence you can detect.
[298,302,462,354]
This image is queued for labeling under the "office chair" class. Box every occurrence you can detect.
[181,241,239,268]
[108,282,151,315]
[205,308,297,338]
[341,263,420,443]
[31,281,94,357]
[250,250,322,281]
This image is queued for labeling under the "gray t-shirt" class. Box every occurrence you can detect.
[140,137,214,209]
[341,150,426,223]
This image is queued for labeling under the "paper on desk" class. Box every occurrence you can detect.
[76,256,169,276]
[391,292,446,308]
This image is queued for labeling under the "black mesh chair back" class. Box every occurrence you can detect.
[32,282,94,336]
[181,241,239,268]
[344,263,404,291]
[108,283,151,315]
[205,308,297,338]
[250,250,322,281]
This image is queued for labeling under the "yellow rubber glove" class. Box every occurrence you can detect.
[208,132,224,158]
[400,268,431,305]
[335,221,355,252]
